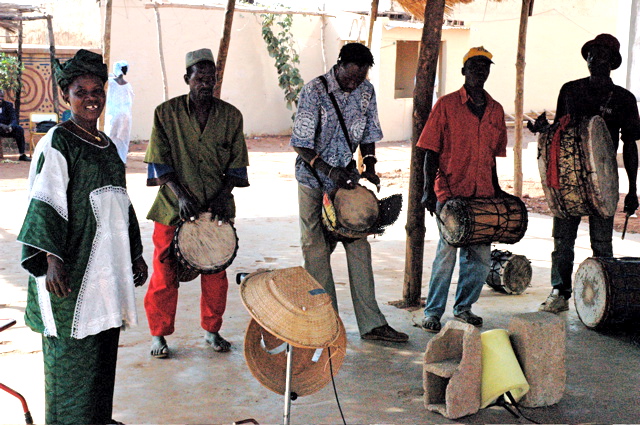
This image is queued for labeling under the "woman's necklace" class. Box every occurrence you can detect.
[70,118,102,143]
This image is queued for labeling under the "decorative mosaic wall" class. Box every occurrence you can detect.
[5,50,72,130]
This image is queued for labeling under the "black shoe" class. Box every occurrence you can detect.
[18,154,31,162]
[361,324,409,343]
[454,310,483,327]
[421,316,441,333]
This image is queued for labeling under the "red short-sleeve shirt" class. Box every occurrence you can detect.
[417,86,508,202]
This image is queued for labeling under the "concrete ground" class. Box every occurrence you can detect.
[1,134,640,424]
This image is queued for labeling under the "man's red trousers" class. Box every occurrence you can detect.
[144,221,229,336]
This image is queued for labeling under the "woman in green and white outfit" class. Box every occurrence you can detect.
[17,49,148,425]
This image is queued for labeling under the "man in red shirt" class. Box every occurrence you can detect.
[417,47,508,333]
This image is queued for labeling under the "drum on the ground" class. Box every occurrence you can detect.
[173,212,239,275]
[486,249,532,295]
[437,196,528,247]
[574,257,640,329]
[537,115,618,218]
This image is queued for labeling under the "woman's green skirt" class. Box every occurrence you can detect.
[42,327,120,425]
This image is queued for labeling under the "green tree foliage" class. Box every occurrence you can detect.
[0,52,23,93]
[261,13,304,119]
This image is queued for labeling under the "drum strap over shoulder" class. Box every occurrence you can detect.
[547,115,571,189]
[319,76,355,153]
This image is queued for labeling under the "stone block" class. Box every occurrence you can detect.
[508,312,566,407]
[423,320,482,419]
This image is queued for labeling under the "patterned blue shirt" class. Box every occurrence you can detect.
[290,66,383,190]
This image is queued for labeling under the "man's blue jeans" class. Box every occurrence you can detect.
[424,234,491,319]
[551,215,613,299]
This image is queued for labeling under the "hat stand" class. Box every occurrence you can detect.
[236,267,346,425]
[236,272,299,425]
[283,343,294,425]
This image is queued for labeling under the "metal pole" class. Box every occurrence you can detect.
[283,343,293,425]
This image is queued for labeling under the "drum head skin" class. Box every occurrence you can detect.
[574,258,609,329]
[333,185,379,232]
[574,257,640,330]
[581,116,619,217]
[501,254,532,295]
[174,212,239,274]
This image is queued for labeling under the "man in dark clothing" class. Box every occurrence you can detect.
[539,33,640,313]
[0,89,30,161]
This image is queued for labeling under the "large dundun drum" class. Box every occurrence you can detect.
[574,257,640,329]
[173,212,239,275]
[486,249,532,295]
[538,115,618,218]
[437,196,528,247]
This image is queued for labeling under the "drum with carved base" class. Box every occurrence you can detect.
[574,257,640,329]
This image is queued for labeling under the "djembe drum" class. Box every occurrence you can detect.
[173,212,239,276]
[538,115,618,218]
[436,196,528,247]
[574,257,640,330]
[332,184,379,232]
[485,249,532,295]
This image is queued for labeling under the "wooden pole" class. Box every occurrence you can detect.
[154,4,169,102]
[401,0,445,307]
[100,0,112,131]
[514,0,533,197]
[214,0,236,98]
[15,18,22,117]
[46,15,58,117]
[366,0,379,48]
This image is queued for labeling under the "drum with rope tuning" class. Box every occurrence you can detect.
[537,115,618,218]
[437,196,528,247]
[486,249,532,295]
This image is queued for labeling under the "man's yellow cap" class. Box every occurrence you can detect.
[463,46,494,65]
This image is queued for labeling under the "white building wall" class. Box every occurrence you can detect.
[106,0,624,142]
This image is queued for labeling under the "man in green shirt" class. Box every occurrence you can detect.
[144,48,249,358]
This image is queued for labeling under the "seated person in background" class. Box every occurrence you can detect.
[0,89,30,161]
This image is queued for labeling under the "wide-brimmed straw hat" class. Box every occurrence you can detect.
[244,317,347,396]
[240,267,340,348]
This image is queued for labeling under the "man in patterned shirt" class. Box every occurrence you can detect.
[290,43,408,343]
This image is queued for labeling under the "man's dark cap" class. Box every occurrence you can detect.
[186,48,215,69]
[581,33,622,70]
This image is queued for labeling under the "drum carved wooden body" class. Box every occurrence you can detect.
[538,115,618,218]
[437,196,528,247]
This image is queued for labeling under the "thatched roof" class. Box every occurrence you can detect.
[0,3,41,33]
[395,0,504,21]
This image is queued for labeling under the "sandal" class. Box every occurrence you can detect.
[150,336,169,358]
[421,316,441,333]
